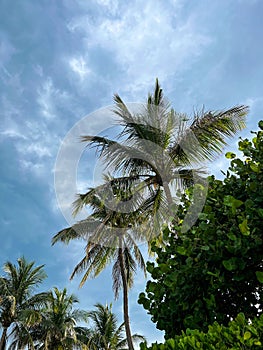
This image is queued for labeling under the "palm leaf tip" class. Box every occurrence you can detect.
[186,104,249,161]
[52,227,79,245]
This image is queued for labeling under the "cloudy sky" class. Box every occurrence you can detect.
[1,0,263,344]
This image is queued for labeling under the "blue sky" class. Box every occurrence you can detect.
[1,0,263,344]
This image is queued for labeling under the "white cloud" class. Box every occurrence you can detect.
[20,143,52,158]
[37,77,72,120]
[0,128,27,140]
[0,64,12,78]
[68,0,211,98]
[0,97,27,141]
[0,78,73,182]
[94,0,119,15]
[20,159,46,177]
[0,36,24,94]
[37,78,58,120]
[69,56,91,80]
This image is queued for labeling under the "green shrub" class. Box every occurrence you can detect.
[139,122,263,338]
[140,313,263,350]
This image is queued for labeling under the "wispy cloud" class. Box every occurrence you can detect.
[67,0,211,99]
[69,56,91,80]
[0,129,27,140]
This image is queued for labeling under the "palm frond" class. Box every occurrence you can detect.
[123,247,136,289]
[147,78,164,107]
[112,258,122,299]
[52,226,81,245]
[81,135,117,157]
[171,105,248,162]
[22,292,50,309]
[72,187,106,216]
[113,94,133,123]
[125,234,146,276]
[71,244,115,288]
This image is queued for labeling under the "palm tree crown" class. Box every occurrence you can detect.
[52,176,146,350]
[13,287,89,350]
[87,303,145,350]
[82,79,248,226]
[0,256,48,350]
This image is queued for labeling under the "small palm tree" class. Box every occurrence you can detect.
[87,303,145,350]
[52,177,147,350]
[0,256,48,350]
[13,287,90,350]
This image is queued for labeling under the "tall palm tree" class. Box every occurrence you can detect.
[52,176,147,350]
[12,287,90,350]
[87,303,145,350]
[0,257,47,350]
[53,80,248,349]
[82,79,248,219]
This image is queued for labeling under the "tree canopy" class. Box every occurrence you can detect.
[52,175,147,350]
[140,313,263,350]
[82,79,248,236]
[139,121,263,339]
[87,303,145,350]
[0,257,48,350]
[25,287,89,350]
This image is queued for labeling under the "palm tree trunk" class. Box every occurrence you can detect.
[118,237,135,350]
[0,327,8,350]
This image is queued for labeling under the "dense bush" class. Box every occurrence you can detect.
[140,313,263,350]
[138,121,263,338]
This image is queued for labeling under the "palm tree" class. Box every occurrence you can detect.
[87,303,145,350]
[52,176,147,350]
[12,287,90,350]
[82,79,248,220]
[53,80,248,350]
[0,256,47,350]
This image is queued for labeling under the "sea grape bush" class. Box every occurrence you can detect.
[138,121,263,339]
[140,313,263,350]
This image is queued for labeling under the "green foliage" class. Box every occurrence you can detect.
[138,122,263,339]
[87,303,125,350]
[81,80,248,238]
[87,303,145,350]
[52,177,147,350]
[0,257,48,349]
[11,287,90,350]
[140,313,263,350]
[52,181,147,298]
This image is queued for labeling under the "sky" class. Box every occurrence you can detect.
[0,0,263,345]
